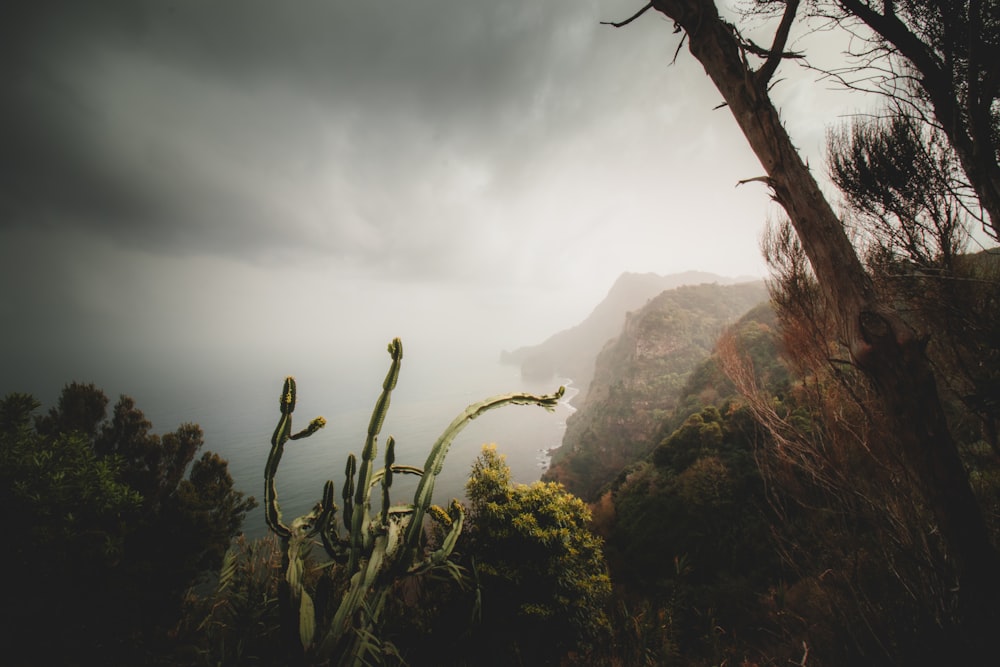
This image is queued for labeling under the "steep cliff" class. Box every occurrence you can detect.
[543,281,769,500]
[502,271,755,402]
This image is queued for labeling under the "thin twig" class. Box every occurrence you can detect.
[600,2,653,28]
[736,175,773,187]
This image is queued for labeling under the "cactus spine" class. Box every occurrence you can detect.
[264,338,564,665]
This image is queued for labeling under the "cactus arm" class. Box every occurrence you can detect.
[348,339,403,574]
[290,416,327,441]
[403,387,565,550]
[347,449,373,574]
[409,499,465,574]
[368,465,423,487]
[265,377,327,540]
[318,480,352,562]
[367,338,403,439]
[264,377,297,538]
[342,454,356,531]
[380,436,395,526]
[440,499,464,554]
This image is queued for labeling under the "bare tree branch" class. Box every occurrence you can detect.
[736,175,773,187]
[742,37,804,61]
[671,31,688,64]
[600,2,653,28]
[755,0,802,87]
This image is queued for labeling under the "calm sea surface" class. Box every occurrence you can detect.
[133,349,577,539]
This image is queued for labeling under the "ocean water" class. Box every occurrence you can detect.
[133,348,577,540]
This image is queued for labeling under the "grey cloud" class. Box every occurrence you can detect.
[2,0,657,279]
[0,0,876,406]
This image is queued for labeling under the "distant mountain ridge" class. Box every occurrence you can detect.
[542,280,769,500]
[501,271,760,402]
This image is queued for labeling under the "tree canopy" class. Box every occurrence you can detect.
[465,444,611,665]
[0,383,256,665]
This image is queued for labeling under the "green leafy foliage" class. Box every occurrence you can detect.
[0,384,256,665]
[465,445,612,665]
[0,391,141,564]
[609,402,777,665]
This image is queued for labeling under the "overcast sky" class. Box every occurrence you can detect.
[1,0,871,403]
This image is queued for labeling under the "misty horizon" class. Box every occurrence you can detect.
[1,1,861,411]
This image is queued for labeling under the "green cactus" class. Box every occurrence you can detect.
[264,376,327,541]
[261,375,329,655]
[264,338,564,665]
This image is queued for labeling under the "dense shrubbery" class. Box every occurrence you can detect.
[597,249,1000,664]
[600,312,784,665]
[0,384,256,665]
[465,445,611,665]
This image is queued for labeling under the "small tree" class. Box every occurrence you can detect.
[465,445,611,665]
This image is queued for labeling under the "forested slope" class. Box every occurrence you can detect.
[592,251,1000,665]
[544,281,768,499]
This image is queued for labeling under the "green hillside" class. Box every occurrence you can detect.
[544,281,768,499]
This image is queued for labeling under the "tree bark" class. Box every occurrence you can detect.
[647,0,999,631]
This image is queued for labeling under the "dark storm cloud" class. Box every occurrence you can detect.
[1,0,880,406]
[0,0,651,271]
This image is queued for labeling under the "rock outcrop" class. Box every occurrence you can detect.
[502,271,756,403]
[543,281,769,500]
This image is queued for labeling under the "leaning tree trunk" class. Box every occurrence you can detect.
[646,0,999,629]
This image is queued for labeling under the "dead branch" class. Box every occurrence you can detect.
[756,0,802,87]
[600,2,653,28]
[736,175,773,187]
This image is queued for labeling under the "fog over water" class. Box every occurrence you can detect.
[120,338,578,539]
